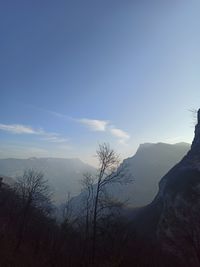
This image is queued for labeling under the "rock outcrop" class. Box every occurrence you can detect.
[131,110,200,267]
[150,109,200,266]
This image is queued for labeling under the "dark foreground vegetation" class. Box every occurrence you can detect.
[1,139,200,267]
[0,177,181,267]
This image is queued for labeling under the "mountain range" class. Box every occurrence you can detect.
[0,143,190,206]
[104,142,190,206]
[0,157,95,203]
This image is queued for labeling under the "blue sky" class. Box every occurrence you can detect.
[0,0,200,165]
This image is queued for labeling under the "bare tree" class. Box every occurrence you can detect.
[15,169,51,250]
[61,192,78,233]
[80,173,95,239]
[90,143,132,263]
[77,174,95,266]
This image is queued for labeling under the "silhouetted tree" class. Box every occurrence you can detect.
[15,169,51,250]
[81,173,94,239]
[85,143,132,264]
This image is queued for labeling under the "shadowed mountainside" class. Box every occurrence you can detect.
[132,109,200,267]
[72,142,190,209]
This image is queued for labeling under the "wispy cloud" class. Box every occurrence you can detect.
[0,123,68,144]
[28,105,72,121]
[27,106,131,145]
[41,135,69,143]
[0,124,43,135]
[46,110,72,120]
[78,119,109,131]
[77,118,130,144]
[110,127,130,144]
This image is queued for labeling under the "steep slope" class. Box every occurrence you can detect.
[133,109,200,266]
[0,158,95,203]
[72,142,190,210]
[109,142,190,206]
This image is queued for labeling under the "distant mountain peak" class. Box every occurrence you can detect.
[138,142,190,151]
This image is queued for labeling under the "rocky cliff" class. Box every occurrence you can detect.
[144,109,200,266]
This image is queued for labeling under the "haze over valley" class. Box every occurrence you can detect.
[0,1,199,266]
[0,142,190,206]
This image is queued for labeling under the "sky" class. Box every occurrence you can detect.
[0,0,200,166]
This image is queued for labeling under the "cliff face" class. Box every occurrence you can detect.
[104,142,190,207]
[190,109,200,155]
[155,110,200,266]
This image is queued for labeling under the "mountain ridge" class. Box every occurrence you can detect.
[0,157,96,203]
[72,142,190,209]
[132,109,200,266]
[0,142,191,206]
